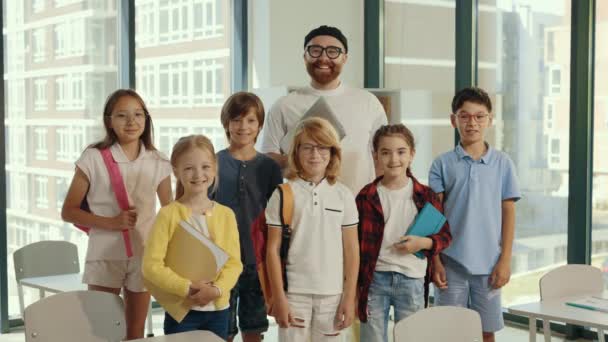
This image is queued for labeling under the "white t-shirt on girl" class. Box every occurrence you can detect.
[76,143,172,261]
[375,181,427,278]
[265,178,358,295]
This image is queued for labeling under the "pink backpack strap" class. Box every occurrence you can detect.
[100,148,133,258]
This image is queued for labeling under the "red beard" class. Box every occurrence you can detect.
[306,60,342,85]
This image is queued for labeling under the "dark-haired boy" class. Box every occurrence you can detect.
[429,87,521,342]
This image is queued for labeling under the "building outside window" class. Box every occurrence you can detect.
[34,127,48,160]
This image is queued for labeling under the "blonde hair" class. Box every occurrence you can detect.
[170,135,218,199]
[285,117,341,184]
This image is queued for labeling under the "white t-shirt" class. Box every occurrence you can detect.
[265,178,358,295]
[76,143,172,261]
[260,83,387,194]
[375,181,427,278]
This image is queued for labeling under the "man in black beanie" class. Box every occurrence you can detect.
[261,25,387,193]
[260,26,386,341]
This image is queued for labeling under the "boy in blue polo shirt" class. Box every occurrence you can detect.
[429,87,520,342]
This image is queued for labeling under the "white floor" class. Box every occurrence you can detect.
[0,307,594,341]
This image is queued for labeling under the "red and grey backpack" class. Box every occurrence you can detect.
[250,183,294,315]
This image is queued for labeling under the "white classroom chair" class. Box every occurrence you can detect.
[393,306,483,342]
[539,264,604,341]
[24,290,125,342]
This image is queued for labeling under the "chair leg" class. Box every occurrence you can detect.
[598,328,605,342]
[542,319,550,342]
[17,284,25,318]
[528,316,536,342]
[146,301,154,337]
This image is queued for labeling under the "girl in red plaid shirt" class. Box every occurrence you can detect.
[356,124,451,342]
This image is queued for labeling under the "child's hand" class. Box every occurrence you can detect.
[490,257,511,289]
[393,236,431,254]
[188,282,220,306]
[334,295,355,330]
[112,207,137,230]
[432,257,448,289]
[272,296,303,329]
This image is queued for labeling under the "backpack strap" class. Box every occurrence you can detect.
[276,183,293,291]
[278,183,294,229]
[99,148,134,258]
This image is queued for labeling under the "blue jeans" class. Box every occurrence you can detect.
[360,271,424,342]
[164,309,230,340]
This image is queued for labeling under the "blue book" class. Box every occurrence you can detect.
[405,203,447,259]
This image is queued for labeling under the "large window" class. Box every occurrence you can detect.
[137,0,224,47]
[3,0,118,318]
[135,0,231,158]
[383,0,455,183]
[592,1,608,282]
[478,0,571,306]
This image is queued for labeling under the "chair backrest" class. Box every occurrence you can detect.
[13,241,79,281]
[24,290,125,342]
[394,306,483,342]
[539,264,603,301]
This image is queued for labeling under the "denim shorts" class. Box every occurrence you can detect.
[434,256,504,333]
[360,271,424,342]
[228,264,269,337]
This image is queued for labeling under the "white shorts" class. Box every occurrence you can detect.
[278,293,343,342]
[82,256,145,293]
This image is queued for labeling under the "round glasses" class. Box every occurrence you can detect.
[454,113,490,123]
[305,45,343,59]
[111,112,147,124]
[299,143,331,155]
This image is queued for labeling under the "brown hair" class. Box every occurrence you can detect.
[170,135,218,199]
[91,89,156,150]
[220,92,265,141]
[372,124,416,152]
[285,117,341,185]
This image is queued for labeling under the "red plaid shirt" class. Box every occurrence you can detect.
[356,171,452,322]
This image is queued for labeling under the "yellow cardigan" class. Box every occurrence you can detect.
[142,201,242,309]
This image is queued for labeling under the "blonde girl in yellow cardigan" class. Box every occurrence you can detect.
[143,135,242,339]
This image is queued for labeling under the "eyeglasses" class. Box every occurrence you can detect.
[111,112,147,123]
[299,143,332,155]
[454,113,491,123]
[305,45,343,59]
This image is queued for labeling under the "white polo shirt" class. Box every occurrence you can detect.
[76,143,172,261]
[265,178,358,295]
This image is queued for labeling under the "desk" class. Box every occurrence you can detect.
[509,297,608,342]
[20,273,85,294]
[20,273,154,336]
[131,330,224,341]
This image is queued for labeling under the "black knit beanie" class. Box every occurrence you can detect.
[304,25,348,53]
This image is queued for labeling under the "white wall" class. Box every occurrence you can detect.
[249,0,364,89]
